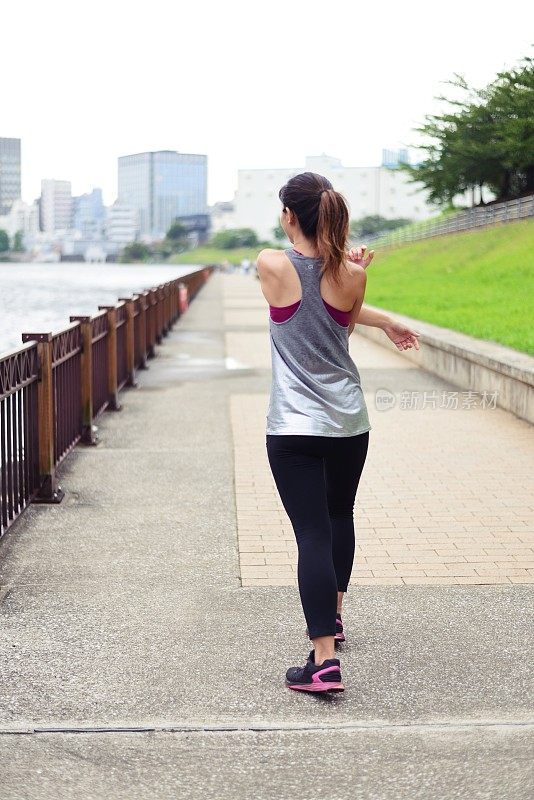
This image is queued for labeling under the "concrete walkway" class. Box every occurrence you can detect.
[0,271,533,799]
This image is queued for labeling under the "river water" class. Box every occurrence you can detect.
[0,262,202,355]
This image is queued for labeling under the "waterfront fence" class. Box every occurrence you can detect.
[0,267,212,540]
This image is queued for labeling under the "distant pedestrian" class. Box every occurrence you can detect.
[256,172,420,693]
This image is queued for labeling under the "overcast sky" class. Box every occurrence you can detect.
[3,1,532,206]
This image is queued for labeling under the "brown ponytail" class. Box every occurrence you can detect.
[316,189,349,286]
[278,172,349,286]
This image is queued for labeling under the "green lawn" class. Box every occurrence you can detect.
[168,246,261,266]
[365,218,534,355]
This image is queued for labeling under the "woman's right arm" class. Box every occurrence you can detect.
[347,267,367,336]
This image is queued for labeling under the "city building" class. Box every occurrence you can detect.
[72,188,106,237]
[381,148,409,168]
[105,201,139,246]
[117,150,208,239]
[0,137,22,215]
[232,152,443,241]
[209,200,236,234]
[40,179,73,233]
[0,199,39,243]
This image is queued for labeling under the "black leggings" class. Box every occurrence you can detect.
[266,432,370,639]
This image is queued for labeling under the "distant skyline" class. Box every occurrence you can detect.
[3,1,533,206]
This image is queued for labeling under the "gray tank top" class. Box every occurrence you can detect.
[266,248,372,436]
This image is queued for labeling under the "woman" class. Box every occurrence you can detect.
[256,172,420,694]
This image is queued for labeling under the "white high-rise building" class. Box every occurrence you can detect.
[0,137,21,215]
[209,200,236,234]
[233,153,442,241]
[0,198,39,240]
[40,179,73,233]
[105,201,139,245]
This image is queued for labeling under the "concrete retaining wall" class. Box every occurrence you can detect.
[356,305,534,425]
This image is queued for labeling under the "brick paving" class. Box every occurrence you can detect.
[223,273,534,587]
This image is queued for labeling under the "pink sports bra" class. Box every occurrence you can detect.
[268,249,352,326]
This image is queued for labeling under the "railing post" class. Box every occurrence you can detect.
[164,283,171,331]
[178,282,189,314]
[118,297,138,388]
[169,281,177,323]
[158,286,166,340]
[169,282,175,325]
[178,279,184,319]
[98,305,122,411]
[69,315,99,445]
[151,287,162,345]
[145,289,156,358]
[20,331,64,503]
[135,291,149,369]
[162,284,168,333]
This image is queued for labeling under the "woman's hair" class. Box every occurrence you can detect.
[278,172,349,284]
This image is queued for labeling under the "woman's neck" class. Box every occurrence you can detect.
[291,237,318,258]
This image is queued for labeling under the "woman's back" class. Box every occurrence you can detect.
[265,248,371,437]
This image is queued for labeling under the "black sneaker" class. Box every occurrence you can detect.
[335,613,346,644]
[285,649,344,693]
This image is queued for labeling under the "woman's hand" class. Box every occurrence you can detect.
[347,244,374,269]
[383,320,421,351]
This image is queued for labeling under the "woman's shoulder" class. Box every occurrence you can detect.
[256,248,290,276]
[339,259,367,286]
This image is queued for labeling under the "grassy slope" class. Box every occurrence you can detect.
[364,218,534,355]
[367,206,461,247]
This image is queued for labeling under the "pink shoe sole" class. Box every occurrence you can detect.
[287,682,345,693]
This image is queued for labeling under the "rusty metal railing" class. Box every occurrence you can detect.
[0,343,41,535]
[90,311,110,419]
[0,267,213,539]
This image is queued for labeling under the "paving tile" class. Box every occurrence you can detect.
[225,274,534,588]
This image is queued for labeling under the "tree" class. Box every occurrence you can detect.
[166,220,187,241]
[12,230,24,252]
[486,57,534,197]
[272,221,286,241]
[152,241,173,260]
[0,229,9,253]
[119,241,152,262]
[211,228,259,249]
[400,55,534,204]
[161,220,189,254]
[350,215,412,238]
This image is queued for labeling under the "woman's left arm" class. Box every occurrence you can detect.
[346,245,421,351]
